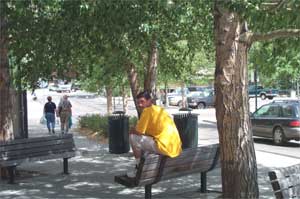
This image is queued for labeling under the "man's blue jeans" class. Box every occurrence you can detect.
[45,112,55,131]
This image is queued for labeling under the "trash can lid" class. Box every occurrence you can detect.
[113,111,125,115]
[179,107,193,112]
[173,107,199,117]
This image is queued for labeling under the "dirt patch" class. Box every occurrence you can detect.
[75,127,108,144]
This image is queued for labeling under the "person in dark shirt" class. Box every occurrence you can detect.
[44,96,57,134]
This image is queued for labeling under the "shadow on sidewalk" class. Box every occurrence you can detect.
[0,125,275,199]
[0,129,223,199]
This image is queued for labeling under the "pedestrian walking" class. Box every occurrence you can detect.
[43,96,56,134]
[57,95,72,134]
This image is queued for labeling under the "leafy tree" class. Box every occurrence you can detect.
[214,0,300,197]
[250,39,300,89]
[75,0,214,115]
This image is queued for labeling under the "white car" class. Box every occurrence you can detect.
[166,88,190,106]
[49,83,72,93]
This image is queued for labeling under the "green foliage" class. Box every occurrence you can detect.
[249,38,300,89]
[5,0,216,92]
[78,114,138,137]
[223,0,300,32]
[6,0,299,92]
[6,0,87,89]
[78,114,109,134]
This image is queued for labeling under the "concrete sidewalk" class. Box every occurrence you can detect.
[0,121,299,199]
[0,127,221,199]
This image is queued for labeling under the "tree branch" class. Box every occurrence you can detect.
[262,0,286,12]
[250,29,300,43]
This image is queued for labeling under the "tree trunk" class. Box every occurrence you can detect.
[163,82,169,107]
[144,35,158,101]
[214,3,259,198]
[180,82,186,108]
[0,1,14,179]
[121,85,128,114]
[126,62,140,116]
[0,1,13,142]
[127,36,158,116]
[105,86,113,115]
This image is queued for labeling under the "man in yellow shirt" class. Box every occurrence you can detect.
[130,91,182,162]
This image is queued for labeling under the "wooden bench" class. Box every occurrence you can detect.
[268,164,300,199]
[115,143,220,199]
[0,134,76,184]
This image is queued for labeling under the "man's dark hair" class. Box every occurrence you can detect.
[136,91,152,100]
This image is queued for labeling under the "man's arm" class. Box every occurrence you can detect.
[129,127,142,135]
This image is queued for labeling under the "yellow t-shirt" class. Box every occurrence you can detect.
[136,105,182,157]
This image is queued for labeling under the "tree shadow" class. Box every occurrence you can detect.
[0,133,222,199]
[0,131,280,199]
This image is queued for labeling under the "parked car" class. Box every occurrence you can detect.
[187,86,213,93]
[48,83,59,92]
[71,83,81,91]
[248,85,279,100]
[163,88,189,106]
[250,100,300,145]
[187,90,215,109]
[49,83,72,93]
[168,95,183,106]
[36,79,48,88]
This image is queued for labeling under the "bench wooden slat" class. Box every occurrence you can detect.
[137,157,216,176]
[269,164,300,199]
[271,174,300,190]
[1,142,75,159]
[0,151,76,167]
[0,134,73,146]
[115,144,220,198]
[271,178,300,198]
[136,145,218,184]
[140,144,219,164]
[140,159,215,180]
[0,134,76,184]
[1,147,75,162]
[139,144,218,169]
[139,151,218,173]
[0,137,74,152]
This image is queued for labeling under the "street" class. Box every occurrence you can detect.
[29,89,300,168]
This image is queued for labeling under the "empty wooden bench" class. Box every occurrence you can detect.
[268,164,300,199]
[0,134,76,184]
[115,143,220,199]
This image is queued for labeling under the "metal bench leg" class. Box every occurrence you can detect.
[8,166,16,184]
[145,185,152,199]
[63,158,69,174]
[200,172,207,193]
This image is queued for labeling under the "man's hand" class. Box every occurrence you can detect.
[129,127,141,135]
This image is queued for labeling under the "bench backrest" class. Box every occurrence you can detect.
[136,143,220,186]
[268,164,300,199]
[0,134,76,167]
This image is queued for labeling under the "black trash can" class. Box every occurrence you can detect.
[173,108,198,149]
[108,111,130,154]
